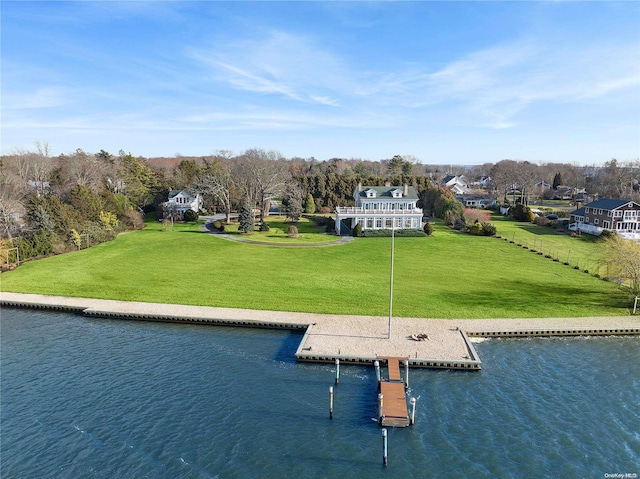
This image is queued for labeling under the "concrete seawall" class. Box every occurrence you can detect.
[2,292,638,370]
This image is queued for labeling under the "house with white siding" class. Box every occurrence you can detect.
[162,190,203,220]
[334,183,423,235]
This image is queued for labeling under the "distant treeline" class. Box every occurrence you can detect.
[293,174,434,211]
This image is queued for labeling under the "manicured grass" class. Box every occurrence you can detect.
[492,215,606,274]
[1,216,629,318]
[222,216,337,243]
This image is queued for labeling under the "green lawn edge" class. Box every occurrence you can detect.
[1,216,630,319]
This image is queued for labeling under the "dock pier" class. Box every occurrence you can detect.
[377,356,410,428]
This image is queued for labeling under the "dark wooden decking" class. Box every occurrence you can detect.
[377,356,410,427]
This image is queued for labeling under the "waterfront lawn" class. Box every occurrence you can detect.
[1,220,629,318]
[492,215,606,274]
[222,216,337,244]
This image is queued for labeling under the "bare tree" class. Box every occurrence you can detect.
[490,159,520,203]
[192,156,235,223]
[602,235,640,297]
[232,149,287,223]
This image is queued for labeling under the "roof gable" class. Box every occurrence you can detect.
[356,185,418,200]
[585,198,639,211]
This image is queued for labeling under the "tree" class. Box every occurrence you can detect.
[283,183,303,222]
[304,193,316,214]
[387,155,404,176]
[552,172,563,189]
[238,203,254,233]
[232,149,287,223]
[602,235,640,296]
[192,157,235,223]
[117,151,159,209]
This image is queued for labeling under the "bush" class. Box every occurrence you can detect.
[423,222,433,236]
[599,229,616,240]
[325,217,335,233]
[534,216,550,227]
[183,209,198,222]
[259,222,270,232]
[352,223,363,237]
[319,206,331,214]
[481,222,497,236]
[287,225,299,238]
[511,204,535,222]
[212,220,223,230]
[469,221,483,236]
[360,229,426,237]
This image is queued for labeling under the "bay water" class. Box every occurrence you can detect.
[1,308,638,478]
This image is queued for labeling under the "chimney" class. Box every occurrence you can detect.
[357,182,362,192]
[403,183,408,196]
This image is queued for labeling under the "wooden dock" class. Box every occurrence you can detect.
[377,356,410,428]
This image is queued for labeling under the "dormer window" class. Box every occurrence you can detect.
[365,189,376,198]
[391,189,402,198]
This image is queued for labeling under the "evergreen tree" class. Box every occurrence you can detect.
[552,173,563,189]
[238,203,254,233]
[304,193,316,214]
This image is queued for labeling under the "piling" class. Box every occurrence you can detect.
[329,386,334,419]
[382,428,388,466]
[335,359,340,385]
[378,393,384,423]
[410,397,416,425]
[403,360,409,389]
[374,360,381,383]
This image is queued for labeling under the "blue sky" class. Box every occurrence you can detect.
[2,1,639,164]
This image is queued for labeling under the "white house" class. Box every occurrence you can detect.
[334,183,423,235]
[441,175,469,195]
[162,190,203,219]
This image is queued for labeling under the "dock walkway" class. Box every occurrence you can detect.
[378,357,410,428]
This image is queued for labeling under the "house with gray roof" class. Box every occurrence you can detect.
[334,183,423,234]
[569,198,640,240]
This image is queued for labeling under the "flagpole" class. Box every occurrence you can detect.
[388,219,395,339]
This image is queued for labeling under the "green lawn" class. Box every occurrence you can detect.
[221,216,337,244]
[0,216,629,318]
[492,215,606,274]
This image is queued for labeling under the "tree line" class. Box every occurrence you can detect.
[1,143,638,264]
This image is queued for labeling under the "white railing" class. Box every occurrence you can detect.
[335,207,422,215]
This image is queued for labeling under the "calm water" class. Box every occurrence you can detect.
[1,308,638,479]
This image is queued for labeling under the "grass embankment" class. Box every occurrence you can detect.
[0,216,629,318]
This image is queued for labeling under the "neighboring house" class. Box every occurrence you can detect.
[162,190,203,219]
[441,175,469,195]
[457,194,497,209]
[569,198,640,240]
[334,183,422,234]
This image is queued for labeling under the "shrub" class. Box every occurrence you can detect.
[183,209,198,222]
[319,206,331,214]
[534,216,551,227]
[464,208,491,224]
[469,221,483,236]
[238,204,254,233]
[360,229,426,237]
[287,225,299,238]
[423,222,433,236]
[212,220,223,230]
[352,223,363,237]
[259,222,270,232]
[599,229,616,240]
[481,222,496,236]
[325,217,335,233]
[511,204,535,222]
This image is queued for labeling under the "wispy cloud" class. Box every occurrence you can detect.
[189,30,349,106]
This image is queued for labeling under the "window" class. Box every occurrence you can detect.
[603,221,610,229]
[376,218,383,228]
[598,209,603,215]
[366,218,374,228]
[594,219,599,225]
[585,217,590,223]
[385,218,393,228]
[585,207,590,213]
[614,210,623,218]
